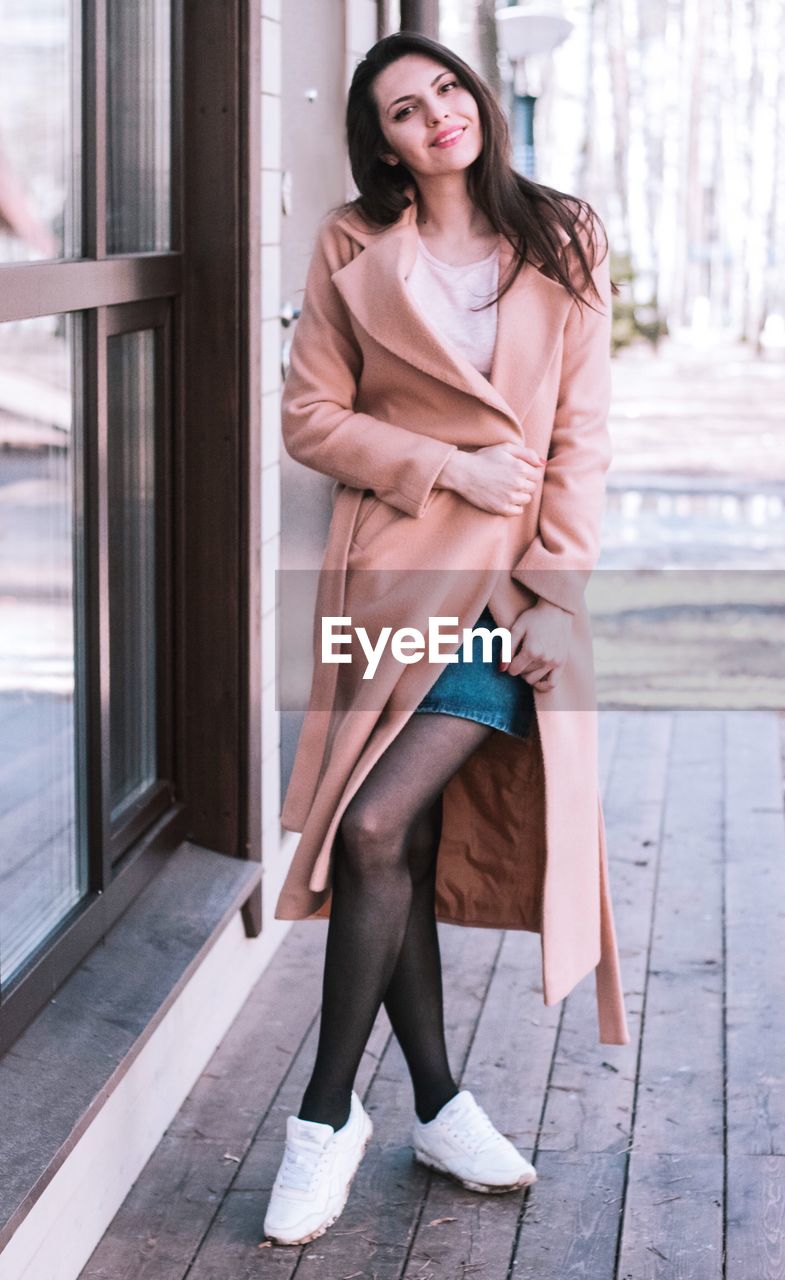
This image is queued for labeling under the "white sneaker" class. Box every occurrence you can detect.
[412,1089,537,1194]
[263,1090,373,1245]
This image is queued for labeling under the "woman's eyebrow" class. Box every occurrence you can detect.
[387,71,452,113]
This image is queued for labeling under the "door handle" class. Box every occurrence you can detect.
[280,303,302,378]
[280,302,302,328]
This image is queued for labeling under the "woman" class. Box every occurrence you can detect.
[264,31,630,1248]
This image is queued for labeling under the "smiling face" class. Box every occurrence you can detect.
[371,53,483,179]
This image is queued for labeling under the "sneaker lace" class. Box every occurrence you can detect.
[446,1101,505,1155]
[278,1139,330,1192]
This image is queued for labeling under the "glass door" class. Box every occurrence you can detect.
[0,0,182,1006]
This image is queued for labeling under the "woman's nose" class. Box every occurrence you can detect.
[427,106,450,126]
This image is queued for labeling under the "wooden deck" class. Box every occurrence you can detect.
[78,709,785,1280]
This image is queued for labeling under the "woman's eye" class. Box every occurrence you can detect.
[394,80,459,121]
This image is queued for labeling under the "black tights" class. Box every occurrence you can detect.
[298,711,495,1130]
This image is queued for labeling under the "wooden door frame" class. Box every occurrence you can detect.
[0,0,262,1055]
[180,0,262,933]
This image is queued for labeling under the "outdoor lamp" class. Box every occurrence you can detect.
[494,3,574,177]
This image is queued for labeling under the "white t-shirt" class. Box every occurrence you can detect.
[406,234,500,379]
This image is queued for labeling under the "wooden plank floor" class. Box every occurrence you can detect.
[78,709,785,1280]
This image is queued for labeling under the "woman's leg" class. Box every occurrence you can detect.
[297,712,494,1131]
[380,793,459,1123]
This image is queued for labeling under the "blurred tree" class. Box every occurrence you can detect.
[442,0,785,345]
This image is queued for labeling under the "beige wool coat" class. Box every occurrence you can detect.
[275,188,630,1047]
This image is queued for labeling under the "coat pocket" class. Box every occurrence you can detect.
[350,489,405,552]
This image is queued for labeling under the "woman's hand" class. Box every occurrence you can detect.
[437,442,546,515]
[499,599,573,689]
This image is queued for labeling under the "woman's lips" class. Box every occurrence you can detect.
[431,126,467,149]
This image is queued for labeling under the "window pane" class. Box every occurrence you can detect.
[0,0,82,263]
[107,329,157,821]
[106,0,172,254]
[0,314,87,986]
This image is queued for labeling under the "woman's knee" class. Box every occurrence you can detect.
[338,794,409,878]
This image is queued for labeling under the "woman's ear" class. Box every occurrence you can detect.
[380,152,400,166]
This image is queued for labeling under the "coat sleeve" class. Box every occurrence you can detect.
[281,217,458,520]
[511,215,614,615]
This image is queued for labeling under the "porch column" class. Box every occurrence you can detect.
[400,0,439,38]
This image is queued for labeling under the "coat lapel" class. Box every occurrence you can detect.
[331,194,573,432]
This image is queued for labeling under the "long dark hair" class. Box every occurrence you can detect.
[334,31,616,314]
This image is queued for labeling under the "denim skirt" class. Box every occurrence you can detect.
[411,605,535,741]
